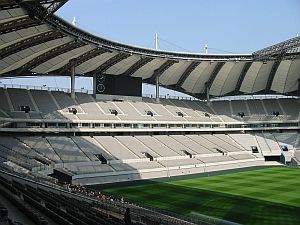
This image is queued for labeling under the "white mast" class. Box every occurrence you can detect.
[72,16,77,26]
[204,44,208,54]
[155,32,158,50]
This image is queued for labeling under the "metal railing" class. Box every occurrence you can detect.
[0,83,92,94]
[0,83,297,101]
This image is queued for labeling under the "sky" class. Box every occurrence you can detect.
[57,0,300,54]
[1,0,299,96]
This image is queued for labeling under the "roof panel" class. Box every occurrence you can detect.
[8,52,22,61]
[0,38,73,75]
[0,32,21,47]
[0,25,50,47]
[240,62,262,93]
[30,43,50,53]
[33,63,49,73]
[0,10,10,20]
[0,31,21,45]
[252,61,274,93]
[14,25,49,39]
[0,14,27,23]
[15,48,34,58]
[36,24,50,32]
[159,60,191,86]
[1,37,72,70]
[0,60,9,69]
[0,8,25,20]
[38,45,95,73]
[7,8,26,17]
[283,59,300,93]
[2,55,14,65]
[220,61,246,95]
[77,52,117,74]
[182,62,208,92]
[106,55,140,75]
[132,58,166,79]
[43,36,73,48]
[0,45,54,74]
[210,62,235,96]
[191,62,217,94]
[271,60,292,93]
[0,30,43,49]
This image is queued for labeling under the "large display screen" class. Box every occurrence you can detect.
[96,74,142,97]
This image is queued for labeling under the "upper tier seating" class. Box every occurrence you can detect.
[7,88,36,112]
[142,98,186,121]
[0,88,11,113]
[30,90,63,119]
[0,87,298,123]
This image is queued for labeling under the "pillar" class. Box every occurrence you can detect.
[70,59,76,99]
[298,78,300,97]
[205,82,210,105]
[156,75,160,103]
[93,73,97,98]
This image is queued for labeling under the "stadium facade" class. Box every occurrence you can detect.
[0,1,299,224]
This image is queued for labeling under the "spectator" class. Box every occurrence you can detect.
[124,208,131,225]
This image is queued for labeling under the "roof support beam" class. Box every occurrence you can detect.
[0,0,68,14]
[298,78,300,97]
[234,62,252,94]
[44,0,68,18]
[265,58,282,93]
[0,31,64,59]
[123,57,154,76]
[146,60,177,84]
[204,62,225,96]
[87,53,130,76]
[176,61,200,88]
[14,0,68,17]
[0,2,19,10]
[0,16,41,35]
[253,36,300,60]
[12,40,85,75]
[52,48,107,74]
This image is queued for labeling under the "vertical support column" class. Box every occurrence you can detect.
[297,78,300,97]
[156,75,160,103]
[70,59,76,99]
[205,82,210,105]
[154,32,159,103]
[93,73,97,98]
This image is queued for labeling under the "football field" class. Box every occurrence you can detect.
[103,167,300,225]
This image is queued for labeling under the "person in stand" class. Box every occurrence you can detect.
[124,208,132,225]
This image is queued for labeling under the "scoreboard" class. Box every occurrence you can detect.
[96,74,142,97]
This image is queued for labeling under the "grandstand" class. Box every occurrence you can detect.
[0,0,299,224]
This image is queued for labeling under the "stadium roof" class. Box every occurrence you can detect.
[0,0,300,98]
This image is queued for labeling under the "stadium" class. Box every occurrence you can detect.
[0,0,299,224]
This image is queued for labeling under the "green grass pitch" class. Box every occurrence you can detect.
[103,167,300,225]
